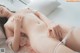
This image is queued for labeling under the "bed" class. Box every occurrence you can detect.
[0,0,80,53]
[48,0,80,27]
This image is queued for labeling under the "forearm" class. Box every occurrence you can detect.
[40,14,51,25]
[12,25,21,52]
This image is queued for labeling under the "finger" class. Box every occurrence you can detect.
[34,11,40,18]
[55,25,62,40]
[32,9,37,13]
[15,15,20,21]
[53,27,58,38]
[18,16,22,22]
[20,15,24,22]
[57,25,64,37]
[52,29,56,38]
[53,25,61,40]
[56,25,62,37]
[27,8,35,12]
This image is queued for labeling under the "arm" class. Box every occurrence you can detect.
[4,24,20,52]
[19,8,52,26]
[34,11,62,40]
[4,15,23,52]
[34,11,52,26]
[34,11,80,51]
[13,19,21,52]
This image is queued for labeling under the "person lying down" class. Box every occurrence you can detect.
[0,5,80,53]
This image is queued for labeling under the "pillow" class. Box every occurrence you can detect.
[0,0,60,16]
[0,27,6,45]
[0,0,28,11]
[27,0,61,16]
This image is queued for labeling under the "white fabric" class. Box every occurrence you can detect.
[27,0,60,16]
[48,0,80,27]
[0,0,60,16]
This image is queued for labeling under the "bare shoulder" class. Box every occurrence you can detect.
[4,16,14,31]
[4,20,14,38]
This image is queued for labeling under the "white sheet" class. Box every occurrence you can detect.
[48,0,80,27]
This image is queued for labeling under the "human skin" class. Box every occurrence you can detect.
[0,6,13,18]
[0,6,79,52]
[34,11,80,52]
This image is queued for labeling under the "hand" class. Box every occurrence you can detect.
[14,14,24,27]
[48,24,63,40]
[52,25,64,41]
[24,8,38,13]
[48,23,58,38]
